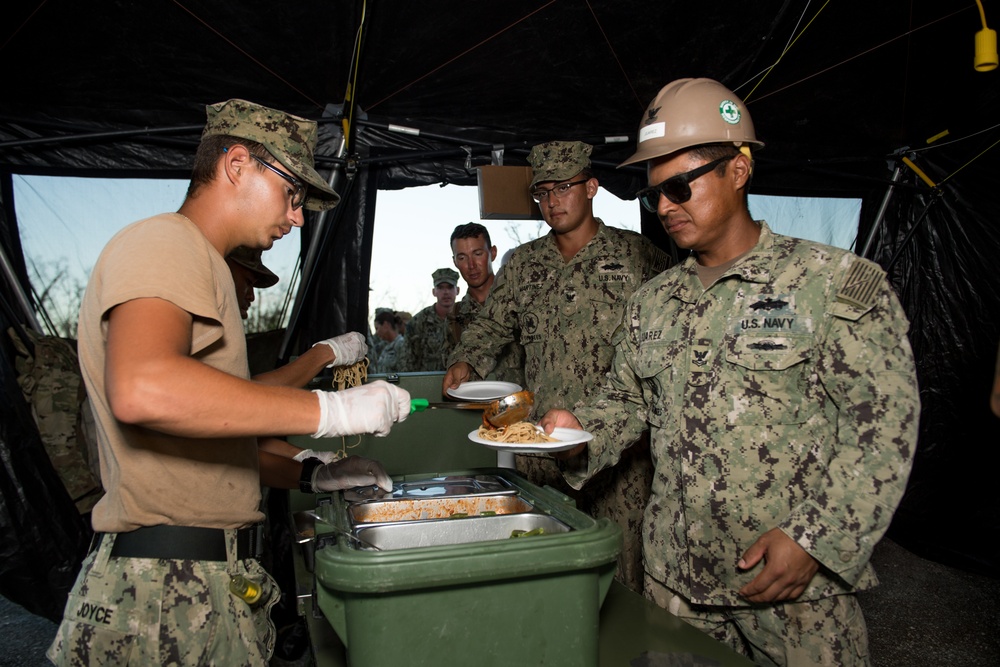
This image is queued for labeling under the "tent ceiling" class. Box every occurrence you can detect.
[2,1,997,193]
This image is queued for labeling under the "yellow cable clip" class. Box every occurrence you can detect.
[901,156,937,189]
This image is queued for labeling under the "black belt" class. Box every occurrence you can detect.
[92,524,265,561]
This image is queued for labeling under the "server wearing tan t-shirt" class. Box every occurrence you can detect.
[48,100,411,667]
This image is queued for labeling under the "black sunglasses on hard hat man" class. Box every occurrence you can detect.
[636,155,736,212]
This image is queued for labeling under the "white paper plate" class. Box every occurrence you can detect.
[467,427,593,454]
[447,381,522,401]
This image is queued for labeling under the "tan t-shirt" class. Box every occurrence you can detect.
[78,212,262,533]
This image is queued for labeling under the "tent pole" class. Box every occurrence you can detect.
[0,242,42,333]
[278,133,348,360]
[860,162,904,259]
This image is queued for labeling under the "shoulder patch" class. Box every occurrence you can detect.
[836,258,885,310]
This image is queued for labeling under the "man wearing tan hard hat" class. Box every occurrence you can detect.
[444,140,670,594]
[51,100,410,666]
[541,78,919,665]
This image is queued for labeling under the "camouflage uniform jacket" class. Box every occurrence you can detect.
[448,220,669,415]
[367,327,387,373]
[448,292,525,385]
[376,335,406,374]
[567,221,920,606]
[401,304,450,371]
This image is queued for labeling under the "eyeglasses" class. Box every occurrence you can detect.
[530,179,589,203]
[636,155,736,212]
[250,154,307,210]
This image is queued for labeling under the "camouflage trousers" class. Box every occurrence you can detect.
[515,433,653,594]
[645,577,870,666]
[47,530,279,666]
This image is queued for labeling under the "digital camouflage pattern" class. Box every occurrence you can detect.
[202,98,339,211]
[645,578,870,666]
[527,140,593,187]
[376,334,406,374]
[431,267,459,286]
[11,329,101,514]
[447,293,524,385]
[367,308,393,372]
[48,531,278,666]
[401,304,450,371]
[567,222,919,609]
[448,220,669,591]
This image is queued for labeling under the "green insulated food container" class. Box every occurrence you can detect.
[311,469,622,667]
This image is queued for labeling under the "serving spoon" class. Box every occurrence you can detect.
[410,390,535,428]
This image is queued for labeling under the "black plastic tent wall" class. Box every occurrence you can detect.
[2,0,998,615]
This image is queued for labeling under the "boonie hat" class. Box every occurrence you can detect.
[432,268,460,287]
[227,246,279,288]
[203,99,340,211]
[527,141,593,187]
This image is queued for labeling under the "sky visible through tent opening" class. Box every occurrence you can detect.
[12,175,859,337]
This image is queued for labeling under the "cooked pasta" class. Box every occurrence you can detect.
[332,358,369,391]
[332,434,361,460]
[327,360,369,456]
[477,421,558,443]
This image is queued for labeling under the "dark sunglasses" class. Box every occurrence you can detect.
[636,155,736,212]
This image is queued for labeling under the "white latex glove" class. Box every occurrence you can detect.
[312,455,393,493]
[292,448,339,465]
[314,331,367,368]
[312,380,410,439]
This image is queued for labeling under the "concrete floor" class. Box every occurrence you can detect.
[2,537,997,666]
[858,538,1000,665]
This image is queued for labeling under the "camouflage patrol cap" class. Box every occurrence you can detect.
[227,246,279,288]
[203,99,340,211]
[527,141,593,187]
[432,267,460,286]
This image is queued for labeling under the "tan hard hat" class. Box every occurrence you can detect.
[620,78,764,167]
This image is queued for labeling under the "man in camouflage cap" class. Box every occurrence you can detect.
[226,246,279,319]
[50,99,410,666]
[224,246,369,389]
[540,78,920,665]
[201,98,339,211]
[444,140,670,593]
[401,268,461,371]
[527,139,593,188]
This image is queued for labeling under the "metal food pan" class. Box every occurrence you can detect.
[344,474,515,503]
[352,513,569,551]
[349,494,534,524]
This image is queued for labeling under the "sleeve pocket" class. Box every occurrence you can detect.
[634,339,682,427]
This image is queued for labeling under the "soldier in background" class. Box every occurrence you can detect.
[367,306,394,372]
[401,268,459,371]
[444,140,669,593]
[446,222,523,385]
[226,246,367,389]
[395,310,412,337]
[10,330,102,514]
[541,78,920,665]
[374,310,406,373]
